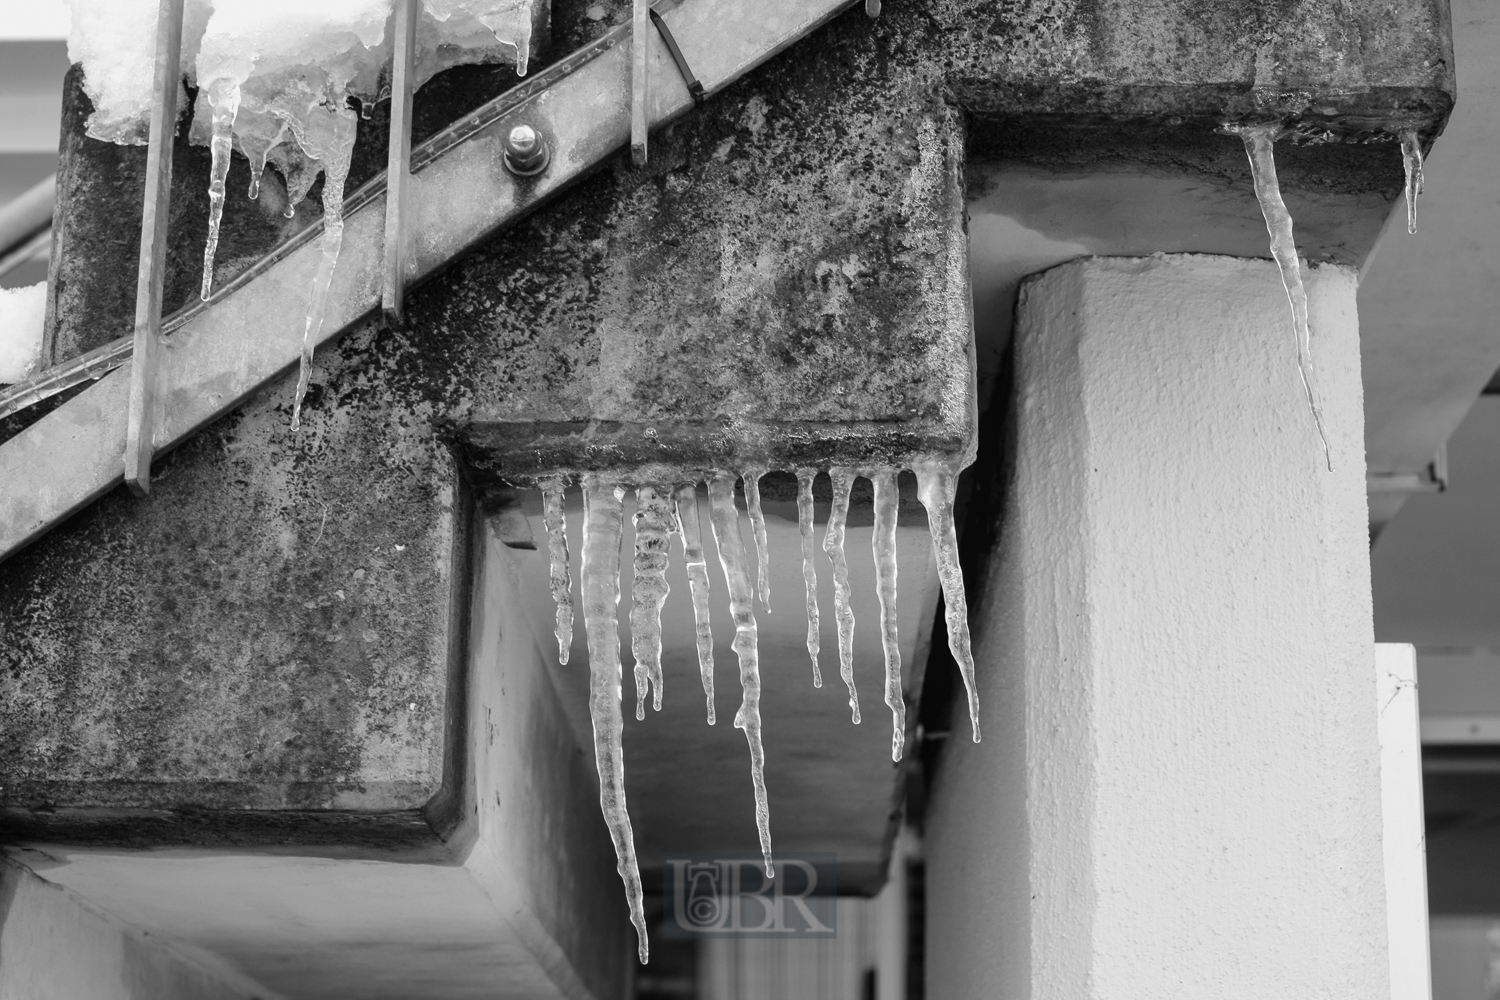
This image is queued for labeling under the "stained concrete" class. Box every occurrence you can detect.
[1,318,469,842]
[1,520,631,1000]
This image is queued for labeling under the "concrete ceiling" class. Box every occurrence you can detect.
[1359,0,1500,532]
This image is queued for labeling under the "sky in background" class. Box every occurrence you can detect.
[0,3,69,41]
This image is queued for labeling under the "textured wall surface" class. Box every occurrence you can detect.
[926,255,1385,999]
[0,859,259,1000]
[0,321,467,835]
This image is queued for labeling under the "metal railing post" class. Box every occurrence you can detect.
[381,0,419,329]
[124,0,186,496]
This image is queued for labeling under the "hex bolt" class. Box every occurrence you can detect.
[503,123,551,177]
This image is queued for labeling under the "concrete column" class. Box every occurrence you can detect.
[927,254,1385,999]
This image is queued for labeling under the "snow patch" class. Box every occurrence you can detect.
[0,282,46,385]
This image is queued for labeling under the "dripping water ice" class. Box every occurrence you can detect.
[630,485,673,719]
[915,462,980,742]
[541,477,574,664]
[823,467,860,724]
[870,468,904,761]
[242,121,288,200]
[1400,129,1425,236]
[706,473,774,878]
[289,102,359,431]
[742,467,772,613]
[200,79,240,301]
[674,483,717,725]
[795,468,822,688]
[580,476,649,964]
[1231,123,1333,471]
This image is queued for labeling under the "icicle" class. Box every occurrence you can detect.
[242,121,287,200]
[630,485,673,719]
[674,483,716,725]
[199,79,241,302]
[706,473,774,878]
[280,158,317,218]
[1400,129,1424,236]
[580,477,649,964]
[823,467,860,724]
[1232,123,1333,471]
[742,466,771,613]
[870,469,904,761]
[289,103,358,431]
[542,477,574,665]
[915,462,979,743]
[795,468,822,688]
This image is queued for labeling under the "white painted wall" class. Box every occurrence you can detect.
[927,255,1386,999]
[0,860,256,1000]
[1377,643,1432,1000]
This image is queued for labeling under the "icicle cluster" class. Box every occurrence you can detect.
[540,463,980,965]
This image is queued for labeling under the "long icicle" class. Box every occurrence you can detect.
[290,104,358,431]
[1400,129,1425,236]
[631,485,673,718]
[674,483,716,725]
[541,477,574,664]
[795,468,823,688]
[824,468,860,724]
[199,79,240,302]
[870,468,904,761]
[707,473,774,878]
[742,466,772,613]
[915,462,980,742]
[581,476,649,964]
[1234,123,1333,471]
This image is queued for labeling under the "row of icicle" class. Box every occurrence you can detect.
[1229,123,1426,470]
[542,464,981,964]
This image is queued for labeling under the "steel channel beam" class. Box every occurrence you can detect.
[0,0,859,562]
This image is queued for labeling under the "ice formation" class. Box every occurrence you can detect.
[630,485,673,719]
[914,462,980,742]
[1231,124,1333,471]
[67,0,542,422]
[824,468,861,724]
[1400,129,1425,236]
[0,282,46,385]
[547,464,980,961]
[200,79,239,301]
[542,477,573,664]
[706,473,774,879]
[870,469,904,761]
[674,484,718,725]
[795,468,823,688]
[579,476,649,965]
[742,466,772,613]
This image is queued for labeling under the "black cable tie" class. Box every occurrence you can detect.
[649,7,706,107]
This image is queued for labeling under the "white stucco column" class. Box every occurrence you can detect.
[926,254,1386,999]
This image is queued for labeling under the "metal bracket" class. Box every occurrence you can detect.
[1367,443,1449,494]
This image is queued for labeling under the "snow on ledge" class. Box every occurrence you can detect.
[0,282,46,385]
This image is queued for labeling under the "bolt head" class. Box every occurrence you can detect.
[502,122,550,176]
[506,124,539,157]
